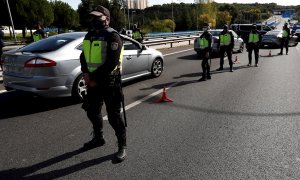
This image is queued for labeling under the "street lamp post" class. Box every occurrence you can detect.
[172,0,174,33]
[132,10,136,26]
[6,0,17,42]
[127,0,130,29]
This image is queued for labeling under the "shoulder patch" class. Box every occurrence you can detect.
[111,42,119,51]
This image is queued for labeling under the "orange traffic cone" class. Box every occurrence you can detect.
[268,50,272,57]
[233,56,239,64]
[156,87,174,103]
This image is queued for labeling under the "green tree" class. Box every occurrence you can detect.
[216,11,232,28]
[51,1,79,33]
[77,0,124,30]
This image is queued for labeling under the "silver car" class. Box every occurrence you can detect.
[194,29,244,57]
[2,32,164,99]
[260,30,298,48]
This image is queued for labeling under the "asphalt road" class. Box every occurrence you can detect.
[1,44,300,179]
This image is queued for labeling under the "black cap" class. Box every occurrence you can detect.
[90,5,110,19]
[223,24,228,29]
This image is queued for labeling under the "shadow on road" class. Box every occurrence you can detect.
[0,91,80,120]
[166,102,300,118]
[0,148,115,179]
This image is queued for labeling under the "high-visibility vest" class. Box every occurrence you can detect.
[132,31,142,39]
[220,33,231,46]
[33,33,42,42]
[199,37,209,49]
[248,33,259,43]
[83,28,124,74]
[282,30,288,38]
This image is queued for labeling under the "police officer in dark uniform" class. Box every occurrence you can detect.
[217,24,234,72]
[33,21,45,42]
[278,23,290,55]
[132,24,143,43]
[80,5,127,162]
[0,27,4,71]
[246,24,262,67]
[198,23,212,81]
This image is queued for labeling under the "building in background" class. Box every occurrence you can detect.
[127,0,148,9]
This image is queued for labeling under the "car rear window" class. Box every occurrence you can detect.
[20,36,75,53]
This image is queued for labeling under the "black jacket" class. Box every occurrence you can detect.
[80,27,123,84]
[0,29,4,48]
[199,31,212,52]
[245,29,262,47]
[218,30,234,49]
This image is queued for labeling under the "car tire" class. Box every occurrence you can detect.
[151,58,163,78]
[238,43,244,53]
[72,74,87,101]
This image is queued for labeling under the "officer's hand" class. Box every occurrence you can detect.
[88,80,97,87]
[205,52,209,58]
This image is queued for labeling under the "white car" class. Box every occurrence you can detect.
[194,29,244,57]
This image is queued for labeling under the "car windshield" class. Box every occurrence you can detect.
[266,31,281,35]
[210,30,221,36]
[20,36,75,53]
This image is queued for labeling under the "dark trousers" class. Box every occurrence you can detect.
[0,49,2,70]
[248,45,259,65]
[280,38,289,54]
[220,46,233,68]
[200,50,210,77]
[86,77,126,147]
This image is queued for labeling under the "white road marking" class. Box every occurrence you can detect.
[0,90,7,93]
[102,81,181,121]
[164,48,194,56]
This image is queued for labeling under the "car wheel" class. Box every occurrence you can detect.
[151,58,163,77]
[238,43,244,53]
[72,74,87,101]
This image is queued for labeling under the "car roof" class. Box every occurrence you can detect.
[53,32,87,39]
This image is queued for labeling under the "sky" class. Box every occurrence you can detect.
[61,0,299,10]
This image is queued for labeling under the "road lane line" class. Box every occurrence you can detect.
[164,49,194,56]
[102,81,181,121]
[0,90,7,93]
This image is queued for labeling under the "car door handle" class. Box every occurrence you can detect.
[126,56,132,60]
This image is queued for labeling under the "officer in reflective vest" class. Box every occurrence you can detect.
[132,24,143,43]
[246,24,262,67]
[79,5,127,162]
[278,23,290,55]
[198,23,212,81]
[217,24,234,72]
[33,21,45,42]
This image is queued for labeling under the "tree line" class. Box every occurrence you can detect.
[1,0,299,38]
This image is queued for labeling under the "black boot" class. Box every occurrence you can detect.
[216,67,223,71]
[115,146,127,162]
[206,74,211,80]
[230,66,234,72]
[198,76,206,81]
[82,135,105,151]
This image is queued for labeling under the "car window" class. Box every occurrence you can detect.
[123,40,140,50]
[20,36,75,53]
[240,25,252,31]
[210,31,221,36]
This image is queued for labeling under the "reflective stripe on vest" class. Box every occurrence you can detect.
[132,31,141,39]
[220,34,231,46]
[83,39,108,72]
[33,34,42,42]
[112,46,124,75]
[199,38,209,49]
[282,30,288,38]
[248,33,259,43]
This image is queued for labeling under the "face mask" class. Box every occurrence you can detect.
[93,19,105,29]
